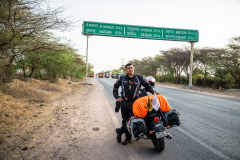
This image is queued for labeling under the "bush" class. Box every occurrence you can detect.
[158,73,175,83]
[179,76,188,85]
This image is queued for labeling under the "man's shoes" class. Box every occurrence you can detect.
[116,128,122,143]
[121,139,132,145]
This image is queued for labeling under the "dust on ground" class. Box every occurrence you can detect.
[0,78,87,159]
[0,78,132,160]
[1,78,239,159]
[156,82,240,99]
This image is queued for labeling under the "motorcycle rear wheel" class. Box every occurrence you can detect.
[151,137,165,152]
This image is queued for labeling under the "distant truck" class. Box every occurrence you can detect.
[88,73,94,78]
[116,73,124,79]
[98,73,104,78]
[111,73,116,79]
[105,72,110,78]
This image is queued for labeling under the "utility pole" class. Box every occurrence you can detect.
[188,42,194,88]
[85,35,90,84]
[121,55,124,73]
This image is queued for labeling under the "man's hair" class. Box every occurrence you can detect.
[125,63,133,69]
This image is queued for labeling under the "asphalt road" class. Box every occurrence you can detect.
[97,77,240,160]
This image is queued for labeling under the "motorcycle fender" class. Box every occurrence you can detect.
[151,121,165,132]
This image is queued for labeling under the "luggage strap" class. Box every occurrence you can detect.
[159,109,168,124]
[120,76,125,97]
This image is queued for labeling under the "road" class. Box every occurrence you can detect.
[97,77,240,160]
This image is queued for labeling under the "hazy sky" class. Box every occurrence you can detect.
[50,0,240,73]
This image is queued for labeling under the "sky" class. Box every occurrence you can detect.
[50,0,240,73]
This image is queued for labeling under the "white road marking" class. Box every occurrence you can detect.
[100,79,233,159]
[176,127,231,160]
[156,86,240,107]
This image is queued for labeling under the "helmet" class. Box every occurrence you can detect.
[146,76,155,88]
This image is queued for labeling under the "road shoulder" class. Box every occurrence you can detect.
[156,82,240,100]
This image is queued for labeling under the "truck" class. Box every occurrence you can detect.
[105,72,110,78]
[116,73,124,79]
[98,73,104,78]
[111,73,116,78]
[88,73,94,78]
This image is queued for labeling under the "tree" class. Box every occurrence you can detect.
[0,0,75,81]
[140,56,159,77]
[196,48,220,85]
[210,36,240,88]
[160,48,189,83]
[111,69,122,74]
[154,54,168,75]
[227,36,240,87]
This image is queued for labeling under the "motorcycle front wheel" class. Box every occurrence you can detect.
[151,137,165,152]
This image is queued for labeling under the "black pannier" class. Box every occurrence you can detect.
[165,109,180,127]
[127,116,148,138]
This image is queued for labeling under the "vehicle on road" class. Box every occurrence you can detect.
[105,72,110,78]
[111,73,116,78]
[88,73,94,78]
[98,73,104,78]
[127,76,180,152]
[116,73,124,79]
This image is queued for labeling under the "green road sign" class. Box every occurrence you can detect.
[82,21,198,42]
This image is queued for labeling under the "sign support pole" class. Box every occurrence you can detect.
[85,35,90,84]
[188,42,194,88]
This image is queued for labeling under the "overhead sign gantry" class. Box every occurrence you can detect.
[82,21,199,87]
[82,21,198,42]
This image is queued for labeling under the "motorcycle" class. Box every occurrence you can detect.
[127,77,180,152]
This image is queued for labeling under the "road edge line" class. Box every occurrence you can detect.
[176,127,231,160]
[157,85,239,100]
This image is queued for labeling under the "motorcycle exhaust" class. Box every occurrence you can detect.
[165,132,173,140]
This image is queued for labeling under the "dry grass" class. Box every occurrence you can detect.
[2,78,72,102]
[0,77,85,158]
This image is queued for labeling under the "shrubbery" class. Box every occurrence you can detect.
[127,37,240,89]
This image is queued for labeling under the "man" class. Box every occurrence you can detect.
[113,63,159,145]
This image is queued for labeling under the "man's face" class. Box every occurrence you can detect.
[125,65,134,75]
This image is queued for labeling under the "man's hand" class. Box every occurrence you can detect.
[153,92,160,95]
[117,97,123,102]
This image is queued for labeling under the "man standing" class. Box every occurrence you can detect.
[113,63,159,145]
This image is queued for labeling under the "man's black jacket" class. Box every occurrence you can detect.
[113,74,155,101]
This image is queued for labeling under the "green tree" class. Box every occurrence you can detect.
[227,36,240,87]
[0,0,75,81]
[112,69,122,74]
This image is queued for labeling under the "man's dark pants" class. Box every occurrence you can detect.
[120,100,134,140]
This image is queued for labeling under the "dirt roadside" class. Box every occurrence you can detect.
[1,78,239,159]
[1,78,140,160]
